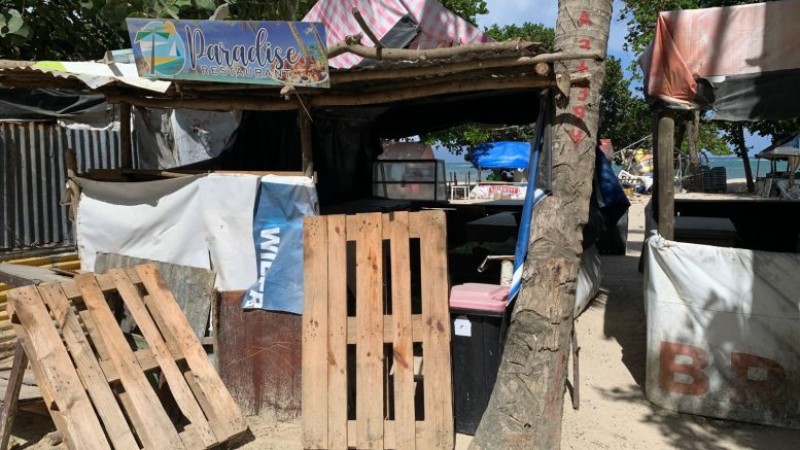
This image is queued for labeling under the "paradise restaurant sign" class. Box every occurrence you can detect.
[126,19,329,87]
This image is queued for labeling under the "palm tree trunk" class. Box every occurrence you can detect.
[289,22,310,57]
[470,1,613,449]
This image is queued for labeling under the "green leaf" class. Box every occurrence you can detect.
[195,0,216,11]
[6,9,24,34]
[14,24,31,38]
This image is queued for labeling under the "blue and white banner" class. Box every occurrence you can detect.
[243,176,319,313]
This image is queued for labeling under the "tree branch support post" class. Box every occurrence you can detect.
[298,108,313,177]
[655,109,675,240]
[119,103,132,169]
[470,2,613,449]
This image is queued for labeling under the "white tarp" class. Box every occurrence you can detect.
[76,173,259,291]
[645,235,800,429]
[25,61,171,93]
[575,244,601,317]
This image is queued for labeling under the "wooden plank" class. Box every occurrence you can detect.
[75,273,186,450]
[77,309,151,448]
[411,211,454,449]
[347,314,425,344]
[99,347,186,383]
[61,272,131,301]
[326,215,348,449]
[302,216,330,449]
[350,213,384,450]
[347,420,429,450]
[119,103,132,168]
[7,311,69,445]
[345,315,423,344]
[108,269,218,448]
[134,264,247,442]
[217,292,302,417]
[7,286,110,450]
[36,283,140,450]
[655,110,676,239]
[0,264,71,287]
[384,212,416,450]
[0,342,28,450]
[95,253,215,339]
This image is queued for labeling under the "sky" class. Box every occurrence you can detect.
[435,0,770,161]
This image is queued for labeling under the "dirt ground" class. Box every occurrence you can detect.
[6,187,800,449]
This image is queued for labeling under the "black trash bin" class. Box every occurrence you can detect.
[449,283,509,435]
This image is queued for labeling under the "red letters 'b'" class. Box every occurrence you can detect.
[659,341,710,395]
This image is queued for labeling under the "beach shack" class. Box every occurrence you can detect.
[640,1,800,429]
[0,0,592,426]
[754,133,800,198]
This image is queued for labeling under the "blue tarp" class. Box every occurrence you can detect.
[242,177,319,314]
[470,141,531,169]
[595,148,630,218]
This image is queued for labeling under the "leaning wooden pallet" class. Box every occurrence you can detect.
[5,264,248,450]
[302,210,454,450]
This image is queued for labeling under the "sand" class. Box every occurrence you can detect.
[5,187,799,449]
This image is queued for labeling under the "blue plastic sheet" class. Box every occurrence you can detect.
[470,141,531,169]
[509,100,549,302]
[242,177,319,313]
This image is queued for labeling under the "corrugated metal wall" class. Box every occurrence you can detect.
[0,122,121,251]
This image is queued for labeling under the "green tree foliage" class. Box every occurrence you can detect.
[438,0,488,25]
[422,21,555,155]
[484,22,554,49]
[598,56,649,149]
[0,0,123,60]
[0,1,306,60]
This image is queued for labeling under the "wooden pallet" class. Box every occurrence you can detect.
[302,211,454,450]
[6,264,248,450]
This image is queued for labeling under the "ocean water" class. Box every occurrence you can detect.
[444,156,788,184]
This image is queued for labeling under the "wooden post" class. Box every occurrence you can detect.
[656,110,675,240]
[298,109,313,177]
[119,103,132,169]
[0,343,29,450]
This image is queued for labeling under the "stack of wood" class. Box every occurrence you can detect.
[3,264,248,450]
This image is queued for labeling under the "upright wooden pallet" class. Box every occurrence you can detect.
[6,264,248,450]
[302,210,454,450]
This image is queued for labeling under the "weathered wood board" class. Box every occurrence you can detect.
[217,291,302,418]
[302,210,454,449]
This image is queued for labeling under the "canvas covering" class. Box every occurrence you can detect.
[644,235,800,428]
[640,1,800,121]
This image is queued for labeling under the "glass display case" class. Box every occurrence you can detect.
[372,159,447,202]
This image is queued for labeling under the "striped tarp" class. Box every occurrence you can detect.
[303,0,492,69]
